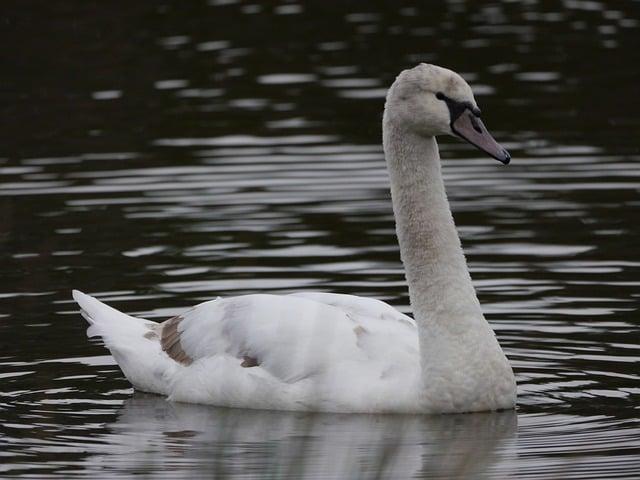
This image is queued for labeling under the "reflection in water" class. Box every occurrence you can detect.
[88,393,517,479]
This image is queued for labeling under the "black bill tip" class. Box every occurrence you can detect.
[498,148,511,165]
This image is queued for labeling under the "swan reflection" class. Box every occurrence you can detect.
[89,393,517,479]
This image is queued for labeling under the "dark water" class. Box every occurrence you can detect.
[2,1,640,478]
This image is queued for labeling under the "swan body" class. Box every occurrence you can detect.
[73,64,517,413]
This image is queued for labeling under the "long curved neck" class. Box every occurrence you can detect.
[383,120,484,351]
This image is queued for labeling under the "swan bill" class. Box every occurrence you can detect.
[451,110,511,164]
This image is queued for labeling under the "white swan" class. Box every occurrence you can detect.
[73,64,516,414]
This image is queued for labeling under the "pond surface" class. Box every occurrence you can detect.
[1,1,639,478]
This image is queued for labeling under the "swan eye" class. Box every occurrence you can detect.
[435,92,445,100]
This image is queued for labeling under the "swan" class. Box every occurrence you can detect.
[73,63,516,414]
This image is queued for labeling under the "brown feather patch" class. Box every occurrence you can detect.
[160,315,193,366]
[353,325,368,349]
[143,330,158,340]
[241,355,259,368]
[353,325,367,336]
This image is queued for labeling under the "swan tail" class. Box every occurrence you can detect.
[72,290,150,338]
[72,290,172,394]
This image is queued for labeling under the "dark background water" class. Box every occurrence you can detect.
[1,1,639,478]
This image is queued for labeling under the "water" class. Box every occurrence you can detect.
[1,1,639,478]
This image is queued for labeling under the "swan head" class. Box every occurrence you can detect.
[385,63,510,164]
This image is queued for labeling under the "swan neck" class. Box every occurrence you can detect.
[383,122,482,326]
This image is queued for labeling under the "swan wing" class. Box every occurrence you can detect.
[167,294,416,374]
[162,293,420,411]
